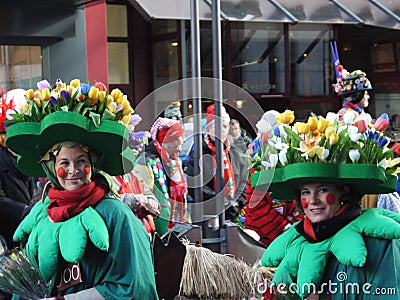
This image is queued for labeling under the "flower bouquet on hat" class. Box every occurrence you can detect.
[250,110,400,200]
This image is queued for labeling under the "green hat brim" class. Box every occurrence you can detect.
[252,163,397,200]
[6,111,134,177]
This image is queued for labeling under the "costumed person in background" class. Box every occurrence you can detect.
[0,90,37,300]
[376,142,400,213]
[163,104,183,124]
[134,117,188,236]
[227,118,249,220]
[256,110,400,299]
[245,110,302,246]
[0,89,37,250]
[112,116,160,235]
[186,104,238,221]
[6,79,158,299]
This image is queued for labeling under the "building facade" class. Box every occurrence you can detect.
[2,0,400,134]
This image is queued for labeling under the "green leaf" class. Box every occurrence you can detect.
[101,108,116,121]
[89,112,101,128]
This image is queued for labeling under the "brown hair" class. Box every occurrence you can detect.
[0,132,6,148]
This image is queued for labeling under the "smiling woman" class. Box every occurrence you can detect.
[252,109,400,299]
[5,78,158,299]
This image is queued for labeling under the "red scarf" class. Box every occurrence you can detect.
[204,134,236,199]
[154,140,187,202]
[47,179,108,222]
[303,204,349,241]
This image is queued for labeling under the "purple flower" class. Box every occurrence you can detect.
[130,114,142,126]
[130,131,147,144]
[61,90,71,101]
[49,96,58,105]
[37,80,51,90]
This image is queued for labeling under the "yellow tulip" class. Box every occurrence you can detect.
[110,89,124,104]
[106,95,116,113]
[33,98,41,108]
[20,102,30,114]
[325,126,336,139]
[276,110,295,124]
[121,99,133,115]
[329,133,339,145]
[294,122,310,135]
[121,114,131,126]
[308,117,318,131]
[98,91,107,103]
[70,79,81,89]
[40,88,50,101]
[317,118,330,133]
[88,86,100,101]
[25,89,35,100]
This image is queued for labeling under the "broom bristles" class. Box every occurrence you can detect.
[179,242,274,299]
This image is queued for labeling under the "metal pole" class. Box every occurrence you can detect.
[212,0,225,253]
[190,0,203,225]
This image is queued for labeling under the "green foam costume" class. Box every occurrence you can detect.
[6,83,158,299]
[250,110,400,299]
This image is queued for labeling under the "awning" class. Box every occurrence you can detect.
[130,0,400,30]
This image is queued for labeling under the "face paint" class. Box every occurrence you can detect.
[301,197,308,209]
[57,167,66,178]
[326,193,336,205]
[84,165,91,175]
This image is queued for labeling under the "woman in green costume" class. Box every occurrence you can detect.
[5,79,158,299]
[251,110,400,299]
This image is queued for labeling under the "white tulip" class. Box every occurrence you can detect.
[349,149,360,163]
[343,111,355,125]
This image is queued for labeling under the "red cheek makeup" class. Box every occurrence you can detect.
[301,197,308,209]
[326,194,336,205]
[57,168,66,178]
[84,165,91,175]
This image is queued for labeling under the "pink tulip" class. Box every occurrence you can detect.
[374,113,390,131]
[354,120,367,133]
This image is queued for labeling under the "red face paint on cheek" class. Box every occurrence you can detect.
[326,194,336,205]
[84,165,91,175]
[57,168,66,178]
[301,197,308,209]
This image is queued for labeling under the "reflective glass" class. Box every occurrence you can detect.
[108,42,129,84]
[0,46,42,91]
[230,23,285,94]
[289,24,333,96]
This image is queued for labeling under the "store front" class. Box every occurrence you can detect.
[1,0,400,133]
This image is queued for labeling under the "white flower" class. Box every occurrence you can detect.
[273,140,289,151]
[343,111,355,125]
[349,149,360,163]
[325,112,339,124]
[347,126,361,142]
[279,149,288,165]
[378,159,388,169]
[319,149,330,160]
[256,119,271,133]
[261,154,279,168]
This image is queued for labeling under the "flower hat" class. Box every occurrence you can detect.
[330,41,372,97]
[250,110,399,200]
[5,79,140,177]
